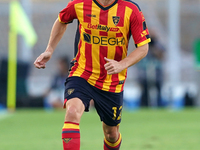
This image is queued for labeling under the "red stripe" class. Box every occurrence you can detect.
[99,31,108,36]
[63,99,68,108]
[62,129,80,132]
[64,122,80,125]
[85,29,91,34]
[116,32,123,37]
[80,43,92,80]
[114,46,123,61]
[109,74,118,92]
[80,2,93,80]
[94,9,109,89]
[62,132,80,138]
[95,46,108,88]
[86,29,92,35]
[83,1,92,23]
[109,46,123,92]
[100,9,108,25]
[117,5,125,27]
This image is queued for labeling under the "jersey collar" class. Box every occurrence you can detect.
[93,0,118,10]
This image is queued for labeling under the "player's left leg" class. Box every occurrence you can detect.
[87,82,123,149]
[103,122,122,150]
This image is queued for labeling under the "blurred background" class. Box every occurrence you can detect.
[0,0,200,110]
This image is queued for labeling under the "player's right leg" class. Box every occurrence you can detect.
[62,76,92,150]
[62,98,85,150]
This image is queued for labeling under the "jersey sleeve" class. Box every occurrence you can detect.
[58,0,77,24]
[130,7,151,47]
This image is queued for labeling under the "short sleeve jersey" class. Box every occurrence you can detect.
[59,0,151,93]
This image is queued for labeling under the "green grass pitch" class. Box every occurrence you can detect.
[0,108,200,150]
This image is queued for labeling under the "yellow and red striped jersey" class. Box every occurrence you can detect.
[59,0,151,93]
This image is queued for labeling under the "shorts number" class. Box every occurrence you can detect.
[112,106,122,120]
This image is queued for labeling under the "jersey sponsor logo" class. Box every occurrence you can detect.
[87,23,119,32]
[112,16,120,26]
[83,32,91,43]
[83,32,125,46]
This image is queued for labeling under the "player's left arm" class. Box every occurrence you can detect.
[104,44,148,75]
[104,5,150,75]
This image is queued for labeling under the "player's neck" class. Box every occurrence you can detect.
[97,0,115,6]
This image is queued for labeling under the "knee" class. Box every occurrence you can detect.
[64,98,85,122]
[104,129,119,142]
[65,105,81,122]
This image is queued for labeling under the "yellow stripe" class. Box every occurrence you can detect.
[63,123,80,129]
[101,4,118,91]
[91,1,100,36]
[104,133,122,147]
[71,26,85,77]
[73,33,85,76]
[137,38,151,47]
[121,6,132,46]
[75,2,84,23]
[107,3,118,27]
[89,2,101,83]
[72,2,85,77]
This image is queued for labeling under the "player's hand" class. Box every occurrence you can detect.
[34,51,52,69]
[104,57,124,75]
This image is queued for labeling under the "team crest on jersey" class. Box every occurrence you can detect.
[112,16,120,26]
[68,89,74,95]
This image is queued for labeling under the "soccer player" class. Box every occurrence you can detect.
[34,0,151,149]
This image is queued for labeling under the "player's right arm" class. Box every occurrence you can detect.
[34,0,77,69]
[34,18,68,69]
